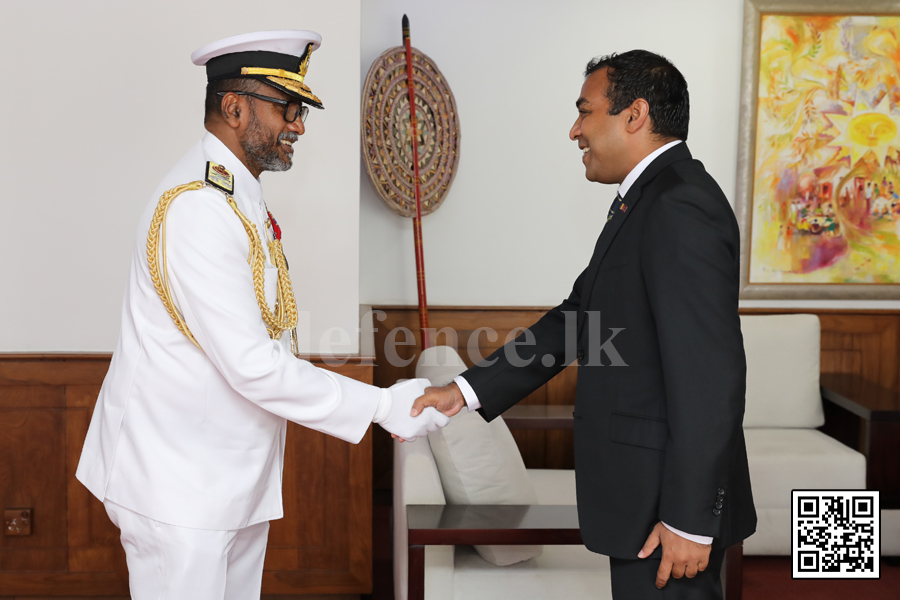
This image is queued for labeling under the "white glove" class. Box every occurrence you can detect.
[373,379,450,441]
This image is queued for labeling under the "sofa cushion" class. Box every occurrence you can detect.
[741,314,824,428]
[744,428,866,509]
[417,346,542,566]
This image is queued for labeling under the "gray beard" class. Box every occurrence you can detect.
[240,105,294,173]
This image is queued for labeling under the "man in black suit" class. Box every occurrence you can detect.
[409,50,756,599]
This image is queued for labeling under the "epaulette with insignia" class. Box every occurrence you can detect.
[149,162,296,349]
[205,161,234,194]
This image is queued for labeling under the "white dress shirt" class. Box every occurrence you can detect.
[453,139,714,545]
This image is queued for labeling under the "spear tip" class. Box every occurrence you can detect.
[402,14,410,41]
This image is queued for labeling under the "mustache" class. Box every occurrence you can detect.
[279,132,299,144]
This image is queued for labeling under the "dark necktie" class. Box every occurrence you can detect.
[606,193,626,223]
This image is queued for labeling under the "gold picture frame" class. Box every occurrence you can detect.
[736,0,900,298]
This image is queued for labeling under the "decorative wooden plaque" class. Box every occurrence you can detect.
[362,46,461,217]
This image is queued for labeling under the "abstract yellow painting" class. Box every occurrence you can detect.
[748,14,900,285]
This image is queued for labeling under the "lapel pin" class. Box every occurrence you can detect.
[620,203,628,212]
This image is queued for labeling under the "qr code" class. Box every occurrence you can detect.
[792,490,879,579]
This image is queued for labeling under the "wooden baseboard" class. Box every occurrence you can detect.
[0,354,374,596]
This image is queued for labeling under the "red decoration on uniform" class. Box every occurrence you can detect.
[213,164,229,177]
[620,203,628,212]
[267,211,282,240]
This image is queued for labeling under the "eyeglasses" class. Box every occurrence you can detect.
[217,91,309,123]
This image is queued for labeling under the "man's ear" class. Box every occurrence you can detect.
[220,92,243,129]
[624,98,650,134]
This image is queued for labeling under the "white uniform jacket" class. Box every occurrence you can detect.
[77,132,383,531]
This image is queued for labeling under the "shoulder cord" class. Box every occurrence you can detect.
[146,181,298,348]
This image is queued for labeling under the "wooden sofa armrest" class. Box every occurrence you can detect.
[820,373,900,421]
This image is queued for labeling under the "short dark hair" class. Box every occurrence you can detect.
[584,50,689,141]
[203,78,262,124]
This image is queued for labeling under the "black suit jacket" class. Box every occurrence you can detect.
[462,143,757,559]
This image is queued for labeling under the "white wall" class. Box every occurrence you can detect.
[359,0,900,310]
[2,0,895,356]
[0,0,363,352]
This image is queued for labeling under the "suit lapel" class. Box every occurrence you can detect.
[577,144,693,337]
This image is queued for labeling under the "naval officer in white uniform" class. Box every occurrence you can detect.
[76,30,446,600]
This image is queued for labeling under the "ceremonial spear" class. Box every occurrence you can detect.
[361,18,460,353]
[402,14,431,349]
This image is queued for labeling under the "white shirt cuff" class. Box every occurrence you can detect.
[453,375,481,411]
[371,388,391,424]
[662,522,713,545]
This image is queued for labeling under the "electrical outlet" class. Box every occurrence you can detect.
[4,508,32,536]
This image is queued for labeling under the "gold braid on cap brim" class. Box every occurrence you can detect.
[241,67,323,106]
[147,182,298,348]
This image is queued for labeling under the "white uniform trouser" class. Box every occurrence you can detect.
[104,500,270,600]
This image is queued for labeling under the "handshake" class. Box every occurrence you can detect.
[373,379,466,441]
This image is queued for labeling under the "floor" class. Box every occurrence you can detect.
[742,556,900,600]
[367,556,899,600]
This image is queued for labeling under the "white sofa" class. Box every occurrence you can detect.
[393,314,873,600]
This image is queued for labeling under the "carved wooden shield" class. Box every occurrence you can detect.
[362,46,460,217]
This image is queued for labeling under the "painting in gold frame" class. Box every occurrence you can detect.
[736,0,900,298]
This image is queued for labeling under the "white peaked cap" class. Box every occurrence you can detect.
[190,30,325,108]
[191,30,322,65]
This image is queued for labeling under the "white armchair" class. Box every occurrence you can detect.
[739,315,867,555]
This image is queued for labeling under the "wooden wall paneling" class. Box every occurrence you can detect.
[324,359,372,589]
[510,385,548,470]
[0,359,111,387]
[348,429,373,590]
[65,384,127,583]
[370,307,553,387]
[0,406,67,573]
[260,356,374,594]
[267,424,326,570]
[544,364,577,470]
[370,307,573,475]
[0,356,128,595]
[0,354,374,597]
[816,313,899,390]
[0,386,66,409]
[372,308,900,475]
